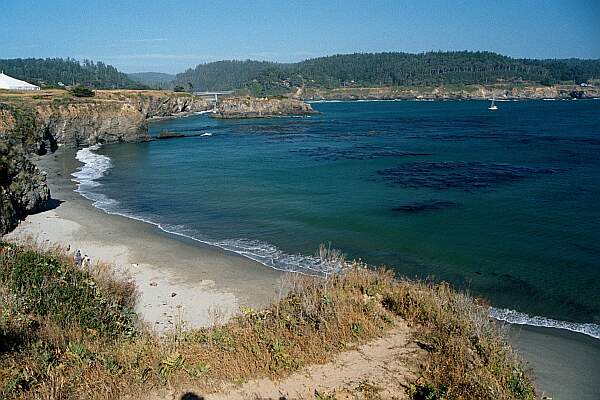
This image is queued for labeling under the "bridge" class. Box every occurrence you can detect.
[193,91,234,103]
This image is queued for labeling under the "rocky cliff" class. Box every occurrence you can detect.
[213,97,316,119]
[0,104,50,235]
[35,101,148,146]
[0,144,50,236]
[0,90,212,235]
[1,90,212,147]
[132,92,211,118]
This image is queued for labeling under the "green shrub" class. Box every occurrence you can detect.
[0,242,136,338]
[69,85,95,97]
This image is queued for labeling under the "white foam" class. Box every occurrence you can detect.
[489,307,600,339]
[70,149,343,277]
[195,109,216,115]
[72,144,112,188]
[71,144,119,209]
[306,100,342,103]
[148,222,344,277]
[213,238,344,276]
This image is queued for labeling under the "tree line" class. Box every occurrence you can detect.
[2,53,598,95]
[0,58,144,89]
[173,51,600,96]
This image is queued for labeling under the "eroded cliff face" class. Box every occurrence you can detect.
[132,93,211,118]
[35,101,147,147]
[303,84,600,101]
[0,105,50,235]
[213,97,316,119]
[0,90,213,148]
[0,145,50,235]
[30,91,212,147]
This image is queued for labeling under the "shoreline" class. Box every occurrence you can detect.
[4,147,282,333]
[5,145,600,398]
[508,324,600,399]
[305,97,600,103]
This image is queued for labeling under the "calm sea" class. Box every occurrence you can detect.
[72,99,600,338]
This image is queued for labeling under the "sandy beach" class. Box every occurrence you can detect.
[4,148,282,334]
[3,146,600,399]
[508,325,600,399]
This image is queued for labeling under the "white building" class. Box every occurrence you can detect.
[0,72,40,91]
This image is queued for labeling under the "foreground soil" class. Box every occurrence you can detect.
[145,326,420,400]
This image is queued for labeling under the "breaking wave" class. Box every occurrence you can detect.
[72,144,111,188]
[71,145,344,277]
[489,307,600,339]
[71,145,118,209]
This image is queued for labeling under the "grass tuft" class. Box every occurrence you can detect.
[0,241,534,399]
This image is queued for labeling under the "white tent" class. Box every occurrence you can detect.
[0,72,40,91]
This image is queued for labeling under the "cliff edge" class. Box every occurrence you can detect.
[213,96,316,119]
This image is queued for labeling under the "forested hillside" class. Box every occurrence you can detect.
[3,53,598,95]
[174,60,287,92]
[127,72,175,88]
[173,51,600,95]
[0,58,143,89]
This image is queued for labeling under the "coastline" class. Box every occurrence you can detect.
[4,144,600,398]
[4,147,282,333]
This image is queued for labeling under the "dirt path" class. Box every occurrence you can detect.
[149,325,422,400]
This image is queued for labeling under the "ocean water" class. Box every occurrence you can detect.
[72,100,600,338]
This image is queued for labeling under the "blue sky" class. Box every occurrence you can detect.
[1,0,599,73]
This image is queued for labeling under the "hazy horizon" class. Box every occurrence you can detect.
[2,0,599,74]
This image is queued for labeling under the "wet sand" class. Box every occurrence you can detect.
[507,324,600,400]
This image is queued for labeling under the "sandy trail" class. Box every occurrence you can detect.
[144,326,421,400]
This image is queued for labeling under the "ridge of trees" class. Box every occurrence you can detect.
[173,51,600,96]
[0,58,145,89]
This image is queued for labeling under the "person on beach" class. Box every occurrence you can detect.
[75,250,82,266]
[83,255,90,269]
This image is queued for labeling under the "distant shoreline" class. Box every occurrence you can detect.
[307,96,600,103]
[301,83,600,102]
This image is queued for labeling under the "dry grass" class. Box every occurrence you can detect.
[0,89,191,103]
[383,282,534,399]
[0,241,534,399]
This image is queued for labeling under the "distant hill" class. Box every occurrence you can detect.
[0,58,144,89]
[127,72,175,88]
[174,60,288,94]
[173,51,600,96]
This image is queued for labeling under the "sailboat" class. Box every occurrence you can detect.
[488,97,498,111]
